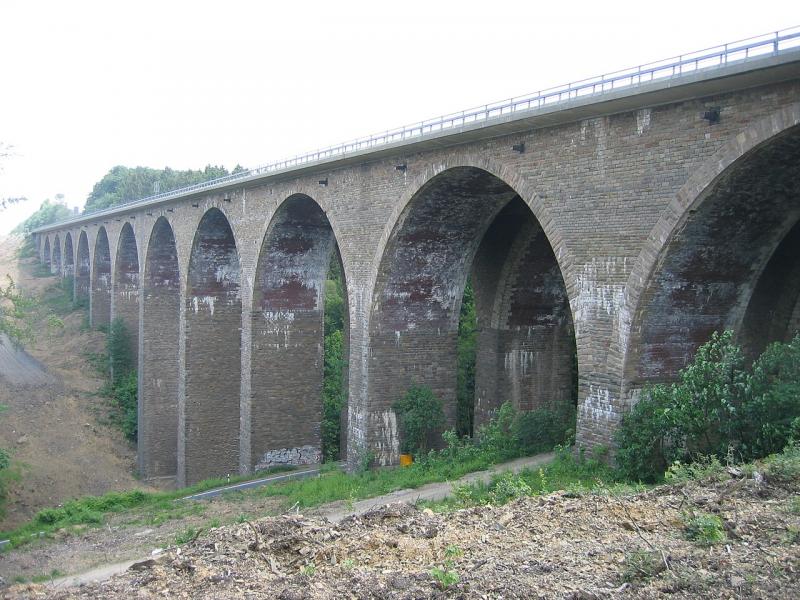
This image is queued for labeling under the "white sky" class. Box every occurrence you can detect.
[0,0,796,233]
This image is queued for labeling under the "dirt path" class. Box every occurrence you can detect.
[317,453,553,523]
[0,453,553,588]
[0,234,145,530]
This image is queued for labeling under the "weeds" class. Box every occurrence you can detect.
[684,513,726,546]
[489,472,532,504]
[623,549,666,582]
[666,455,726,484]
[0,466,294,550]
[430,545,461,589]
[174,527,202,545]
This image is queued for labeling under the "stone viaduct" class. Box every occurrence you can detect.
[33,35,800,486]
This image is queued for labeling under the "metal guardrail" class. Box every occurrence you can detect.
[36,26,800,231]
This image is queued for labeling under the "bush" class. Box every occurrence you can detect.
[684,513,726,546]
[512,404,576,456]
[107,317,133,384]
[477,402,576,462]
[321,330,345,461]
[739,337,800,458]
[112,371,138,442]
[476,401,517,460]
[616,332,800,482]
[489,472,532,504]
[393,385,445,455]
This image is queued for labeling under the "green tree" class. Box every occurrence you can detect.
[84,164,246,213]
[106,318,137,442]
[0,276,35,511]
[322,252,347,460]
[12,198,72,234]
[393,385,445,455]
[456,279,477,437]
[0,276,35,347]
[616,331,800,482]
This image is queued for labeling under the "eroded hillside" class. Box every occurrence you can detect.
[0,234,146,529]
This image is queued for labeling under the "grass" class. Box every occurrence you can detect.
[0,466,296,550]
[38,276,77,316]
[12,569,64,585]
[683,513,726,546]
[247,449,499,509]
[0,406,580,552]
[423,446,626,512]
[0,435,552,552]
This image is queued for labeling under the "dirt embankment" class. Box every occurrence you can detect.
[0,234,145,530]
[8,465,800,599]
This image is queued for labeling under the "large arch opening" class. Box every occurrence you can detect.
[368,167,577,464]
[250,194,348,470]
[185,208,241,483]
[140,217,180,480]
[624,125,800,394]
[114,223,140,358]
[75,231,90,307]
[43,237,51,270]
[64,232,74,279]
[91,227,112,328]
[52,235,62,276]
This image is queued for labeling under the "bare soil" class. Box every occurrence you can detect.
[6,466,800,599]
[0,234,147,530]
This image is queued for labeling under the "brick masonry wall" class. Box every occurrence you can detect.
[113,223,140,359]
[51,235,62,275]
[139,217,180,479]
[473,200,576,429]
[75,231,91,305]
[63,232,74,278]
[250,195,333,469]
[38,79,800,477]
[90,228,111,328]
[184,208,242,484]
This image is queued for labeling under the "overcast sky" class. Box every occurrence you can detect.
[0,0,796,233]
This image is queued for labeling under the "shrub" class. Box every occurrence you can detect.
[321,330,345,461]
[112,371,138,442]
[512,404,576,455]
[739,336,800,458]
[684,513,726,546]
[623,549,666,582]
[393,385,445,455]
[616,331,800,482]
[107,317,133,384]
[476,401,517,460]
[489,472,532,504]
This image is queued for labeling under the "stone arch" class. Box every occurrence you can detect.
[64,232,75,279]
[43,237,51,270]
[140,217,180,480]
[367,155,574,306]
[114,223,140,362]
[184,207,242,483]
[622,107,800,400]
[91,227,112,327]
[52,235,62,276]
[250,193,347,470]
[75,231,91,306]
[366,166,576,465]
